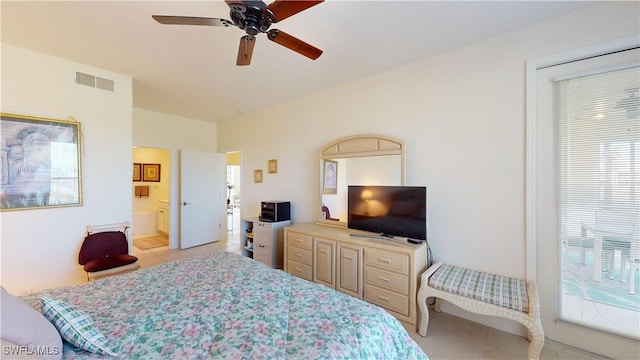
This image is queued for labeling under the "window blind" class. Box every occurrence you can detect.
[555,65,639,338]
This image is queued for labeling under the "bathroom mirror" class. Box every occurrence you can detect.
[318,134,405,227]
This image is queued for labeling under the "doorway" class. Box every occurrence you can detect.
[132,147,171,250]
[529,39,639,358]
[226,151,241,239]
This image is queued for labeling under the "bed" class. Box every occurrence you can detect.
[12,251,428,359]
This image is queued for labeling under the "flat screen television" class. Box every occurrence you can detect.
[347,185,426,240]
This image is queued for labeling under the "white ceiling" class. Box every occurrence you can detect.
[1,1,596,123]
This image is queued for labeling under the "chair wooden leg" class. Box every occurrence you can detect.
[630,261,638,295]
[621,253,628,283]
[607,251,615,279]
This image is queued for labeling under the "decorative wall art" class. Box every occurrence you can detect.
[323,159,338,194]
[254,170,263,183]
[268,159,278,174]
[132,163,142,182]
[0,113,82,211]
[142,163,161,182]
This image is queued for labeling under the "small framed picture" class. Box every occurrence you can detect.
[268,159,277,174]
[142,163,161,182]
[323,160,338,194]
[254,169,263,183]
[132,163,142,181]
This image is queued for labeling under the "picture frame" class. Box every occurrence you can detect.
[1,113,83,211]
[254,169,263,183]
[268,159,278,174]
[132,163,142,182]
[323,159,338,194]
[142,163,161,182]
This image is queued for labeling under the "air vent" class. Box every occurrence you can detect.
[75,71,95,87]
[75,71,114,92]
[96,77,114,91]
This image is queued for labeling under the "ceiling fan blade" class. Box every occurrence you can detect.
[237,35,256,66]
[267,0,323,23]
[152,15,233,27]
[267,29,322,60]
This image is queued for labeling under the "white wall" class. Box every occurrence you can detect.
[0,44,133,293]
[132,108,218,248]
[218,1,640,334]
[0,50,219,293]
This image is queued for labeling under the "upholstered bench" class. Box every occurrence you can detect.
[417,262,544,360]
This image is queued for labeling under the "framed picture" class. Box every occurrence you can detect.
[254,169,263,183]
[1,113,82,211]
[268,159,278,174]
[323,160,338,194]
[142,163,161,182]
[132,163,142,181]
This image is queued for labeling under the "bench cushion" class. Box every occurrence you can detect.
[428,264,529,313]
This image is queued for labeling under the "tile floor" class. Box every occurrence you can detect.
[132,222,609,360]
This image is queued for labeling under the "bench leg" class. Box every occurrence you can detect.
[524,319,544,360]
[417,290,430,336]
[528,332,544,360]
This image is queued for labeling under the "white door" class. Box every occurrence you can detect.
[534,46,639,358]
[180,149,226,249]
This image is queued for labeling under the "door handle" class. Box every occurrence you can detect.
[182,202,191,206]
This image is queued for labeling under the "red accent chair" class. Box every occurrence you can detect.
[78,230,139,281]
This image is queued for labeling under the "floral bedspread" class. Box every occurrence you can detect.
[22,251,428,359]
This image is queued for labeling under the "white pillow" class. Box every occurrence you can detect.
[41,297,116,356]
[0,287,62,360]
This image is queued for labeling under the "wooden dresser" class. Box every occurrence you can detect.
[284,223,428,330]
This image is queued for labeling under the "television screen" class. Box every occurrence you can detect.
[347,185,426,240]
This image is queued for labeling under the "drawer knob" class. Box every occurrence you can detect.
[378,276,390,283]
[344,255,354,261]
[295,253,303,258]
[378,258,392,264]
[378,295,391,302]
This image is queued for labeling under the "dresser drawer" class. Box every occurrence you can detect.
[364,284,409,316]
[364,267,409,295]
[287,259,313,282]
[364,248,409,275]
[254,234,271,248]
[287,231,313,250]
[287,246,312,265]
[254,245,272,266]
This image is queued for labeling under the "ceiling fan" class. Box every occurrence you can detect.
[152,0,323,66]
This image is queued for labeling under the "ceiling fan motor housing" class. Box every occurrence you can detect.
[230,1,272,36]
